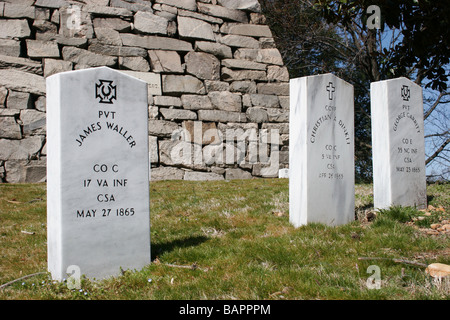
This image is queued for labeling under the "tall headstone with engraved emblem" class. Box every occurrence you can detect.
[289,73,355,227]
[371,77,427,210]
[46,67,152,280]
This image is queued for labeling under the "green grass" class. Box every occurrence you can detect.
[0,180,449,300]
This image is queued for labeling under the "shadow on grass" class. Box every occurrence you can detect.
[151,235,209,260]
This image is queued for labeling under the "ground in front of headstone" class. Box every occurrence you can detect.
[0,180,448,300]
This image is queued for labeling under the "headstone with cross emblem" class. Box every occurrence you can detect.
[289,73,355,227]
[371,77,427,210]
[46,67,153,280]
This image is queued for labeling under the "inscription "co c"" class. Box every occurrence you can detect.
[93,164,118,173]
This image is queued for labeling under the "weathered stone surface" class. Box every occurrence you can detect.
[59,8,94,39]
[218,34,260,48]
[88,42,147,57]
[250,12,266,24]
[208,91,242,112]
[20,109,46,135]
[265,107,287,122]
[62,46,117,67]
[84,5,133,17]
[0,55,43,75]
[252,163,278,178]
[181,95,213,110]
[261,122,289,134]
[162,75,206,95]
[259,37,276,49]
[197,3,248,23]
[0,109,21,117]
[4,159,47,183]
[153,5,177,21]
[148,119,179,138]
[43,58,73,77]
[3,3,36,19]
[94,27,122,46]
[0,0,291,182]
[148,50,183,73]
[177,16,215,41]
[0,117,22,139]
[278,96,289,109]
[148,106,159,119]
[121,33,193,51]
[225,167,252,180]
[110,0,154,12]
[6,90,33,109]
[0,39,21,57]
[218,0,261,12]
[155,0,197,11]
[185,52,220,80]
[149,135,159,163]
[235,48,283,65]
[221,23,271,37]
[32,19,58,36]
[230,80,257,94]
[0,19,31,39]
[0,136,44,160]
[134,11,168,35]
[246,107,268,123]
[178,9,223,25]
[0,87,8,106]
[26,40,60,58]
[0,69,46,95]
[160,108,197,120]
[250,94,279,108]
[158,139,206,169]
[34,0,68,9]
[183,120,220,145]
[257,82,289,95]
[154,95,182,107]
[195,41,232,59]
[267,65,289,82]
[198,109,246,122]
[93,17,132,32]
[116,70,161,96]
[222,58,266,70]
[35,95,46,112]
[204,80,230,92]
[221,67,267,81]
[37,34,87,47]
[118,56,150,71]
[151,166,185,180]
[184,171,224,181]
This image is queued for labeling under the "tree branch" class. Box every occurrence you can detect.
[424,91,450,120]
[426,137,450,165]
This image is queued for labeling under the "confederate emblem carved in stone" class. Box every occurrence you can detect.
[95,79,117,104]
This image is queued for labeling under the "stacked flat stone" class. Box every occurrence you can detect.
[0,0,289,182]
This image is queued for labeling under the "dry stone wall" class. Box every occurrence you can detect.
[0,0,289,183]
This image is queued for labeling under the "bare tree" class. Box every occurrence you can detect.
[260,0,450,181]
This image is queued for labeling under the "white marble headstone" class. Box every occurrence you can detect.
[289,73,355,227]
[46,67,151,280]
[371,77,427,210]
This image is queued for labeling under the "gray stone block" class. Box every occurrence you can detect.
[0,19,31,39]
[185,52,220,81]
